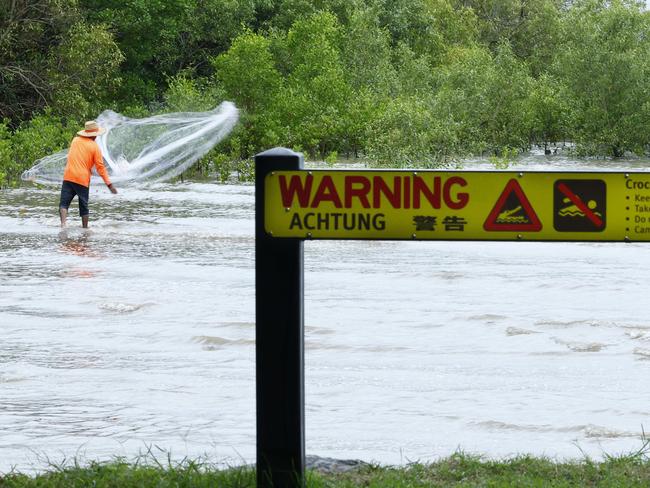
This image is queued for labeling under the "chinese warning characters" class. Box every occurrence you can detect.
[413,215,468,232]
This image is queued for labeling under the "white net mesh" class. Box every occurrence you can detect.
[21,101,239,185]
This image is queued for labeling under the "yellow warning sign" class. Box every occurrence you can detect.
[264,170,650,241]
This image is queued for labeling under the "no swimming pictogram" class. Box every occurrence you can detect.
[483,179,542,232]
[553,179,606,232]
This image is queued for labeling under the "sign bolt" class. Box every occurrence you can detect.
[411,233,417,239]
[517,234,523,240]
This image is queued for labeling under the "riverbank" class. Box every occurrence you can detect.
[2,451,650,487]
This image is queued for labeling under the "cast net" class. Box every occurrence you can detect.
[21,101,239,185]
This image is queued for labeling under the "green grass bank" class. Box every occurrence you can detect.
[2,452,650,487]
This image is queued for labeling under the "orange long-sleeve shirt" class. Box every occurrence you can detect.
[63,136,112,187]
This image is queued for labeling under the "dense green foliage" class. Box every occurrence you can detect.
[2,451,650,487]
[2,0,650,186]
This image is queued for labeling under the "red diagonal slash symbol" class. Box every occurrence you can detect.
[557,182,603,228]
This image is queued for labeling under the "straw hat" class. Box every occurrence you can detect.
[77,120,106,137]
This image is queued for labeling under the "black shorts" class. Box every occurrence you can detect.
[59,180,90,216]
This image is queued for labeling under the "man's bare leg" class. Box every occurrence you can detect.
[82,215,89,228]
[59,207,68,227]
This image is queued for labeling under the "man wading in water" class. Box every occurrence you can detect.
[59,120,117,228]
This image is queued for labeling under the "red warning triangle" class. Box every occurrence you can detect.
[483,179,542,232]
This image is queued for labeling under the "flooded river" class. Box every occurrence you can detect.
[1,154,650,473]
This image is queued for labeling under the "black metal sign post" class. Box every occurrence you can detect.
[255,148,305,488]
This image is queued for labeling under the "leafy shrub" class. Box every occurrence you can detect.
[0,120,13,187]
[366,96,463,167]
[11,111,75,182]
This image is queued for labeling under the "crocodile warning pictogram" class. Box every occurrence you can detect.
[483,179,542,232]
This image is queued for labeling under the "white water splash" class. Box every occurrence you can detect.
[21,101,239,185]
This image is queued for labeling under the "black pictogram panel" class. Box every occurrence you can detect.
[553,179,606,232]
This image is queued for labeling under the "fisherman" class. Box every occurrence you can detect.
[59,120,117,228]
